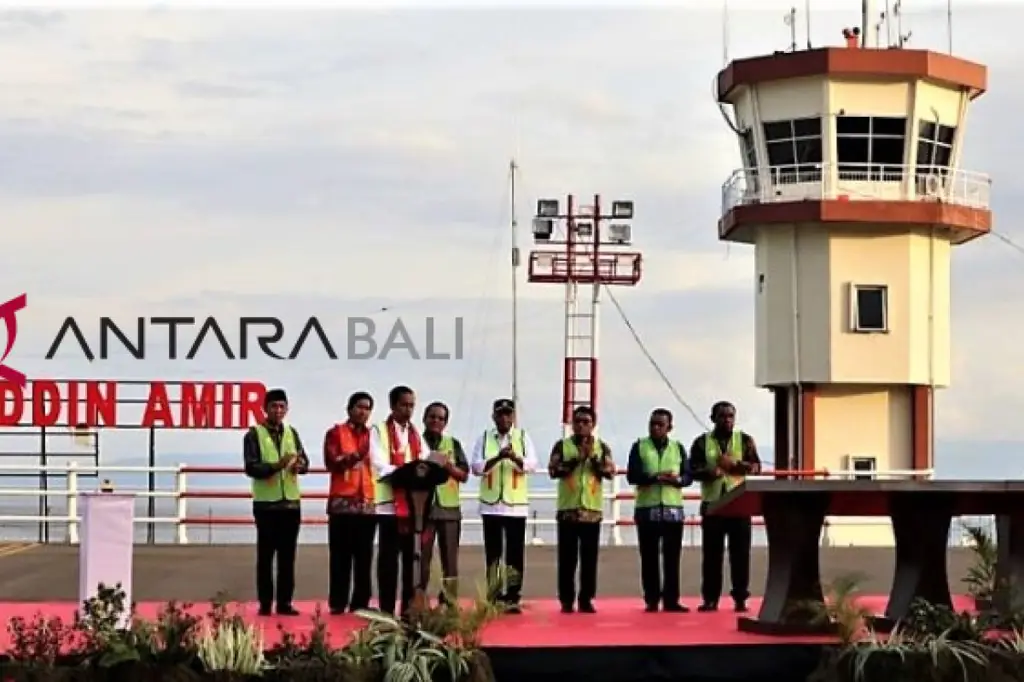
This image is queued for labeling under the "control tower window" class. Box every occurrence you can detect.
[850,284,888,333]
[916,120,956,177]
[740,128,760,191]
[762,117,822,184]
[836,116,907,181]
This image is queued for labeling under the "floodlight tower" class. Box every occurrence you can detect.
[529,196,643,436]
[716,12,990,544]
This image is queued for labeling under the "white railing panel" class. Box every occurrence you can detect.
[721,162,991,214]
[0,463,948,547]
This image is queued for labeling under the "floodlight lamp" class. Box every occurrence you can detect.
[532,217,553,241]
[575,222,594,238]
[537,199,559,218]
[608,223,632,245]
[611,200,634,220]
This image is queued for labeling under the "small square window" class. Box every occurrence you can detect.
[850,284,888,332]
[850,456,877,481]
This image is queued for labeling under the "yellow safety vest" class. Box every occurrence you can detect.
[433,435,461,509]
[701,430,745,502]
[556,437,606,513]
[634,438,684,509]
[478,428,529,506]
[250,424,301,503]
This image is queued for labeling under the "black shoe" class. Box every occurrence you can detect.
[329,606,346,616]
[506,602,522,614]
[734,600,748,613]
[560,603,574,613]
[664,602,690,613]
[276,605,300,616]
[578,601,596,614]
[644,603,659,613]
[697,602,718,612]
[257,605,272,616]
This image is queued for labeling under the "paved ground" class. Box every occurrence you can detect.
[0,544,977,603]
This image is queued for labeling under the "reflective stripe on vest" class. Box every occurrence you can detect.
[556,437,605,513]
[251,424,301,503]
[433,435,461,509]
[373,423,415,505]
[701,430,745,502]
[634,438,683,509]
[479,428,528,506]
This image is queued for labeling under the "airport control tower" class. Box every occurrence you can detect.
[716,4,991,544]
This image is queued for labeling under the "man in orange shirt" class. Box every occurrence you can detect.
[323,391,377,615]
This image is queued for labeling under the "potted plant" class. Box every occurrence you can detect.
[1,579,501,682]
[963,523,999,611]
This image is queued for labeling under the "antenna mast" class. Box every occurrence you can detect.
[862,0,876,47]
[947,0,953,53]
[722,0,730,64]
[785,7,797,51]
[804,0,811,48]
[509,159,521,411]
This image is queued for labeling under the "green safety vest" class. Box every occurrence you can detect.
[701,430,745,502]
[250,424,301,503]
[479,428,529,506]
[373,423,417,505]
[433,435,461,509]
[556,437,606,513]
[634,438,684,509]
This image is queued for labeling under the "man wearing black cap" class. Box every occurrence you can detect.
[469,398,538,613]
[243,388,310,616]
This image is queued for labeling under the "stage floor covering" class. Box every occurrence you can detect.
[0,595,975,682]
[0,544,976,601]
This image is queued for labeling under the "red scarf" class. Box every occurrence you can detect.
[387,416,422,518]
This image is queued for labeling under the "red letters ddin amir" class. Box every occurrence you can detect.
[0,380,267,429]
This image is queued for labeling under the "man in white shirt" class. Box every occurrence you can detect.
[469,398,538,613]
[369,385,426,617]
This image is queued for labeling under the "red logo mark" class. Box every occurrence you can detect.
[0,294,27,388]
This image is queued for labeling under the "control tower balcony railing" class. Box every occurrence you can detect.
[721,162,992,216]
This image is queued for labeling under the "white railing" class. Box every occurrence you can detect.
[721,162,991,216]
[0,462,955,547]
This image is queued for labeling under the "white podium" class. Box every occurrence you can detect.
[78,493,134,626]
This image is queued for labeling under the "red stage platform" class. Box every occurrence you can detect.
[0,596,975,682]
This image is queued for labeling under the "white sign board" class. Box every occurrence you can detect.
[78,493,134,627]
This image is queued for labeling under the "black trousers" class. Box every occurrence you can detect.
[700,511,752,604]
[253,507,301,610]
[376,515,416,615]
[481,514,526,603]
[635,518,683,607]
[556,520,600,606]
[328,513,377,612]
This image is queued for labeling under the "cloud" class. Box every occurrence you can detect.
[1,5,1023,476]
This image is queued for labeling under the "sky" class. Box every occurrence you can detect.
[0,1,1022,480]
